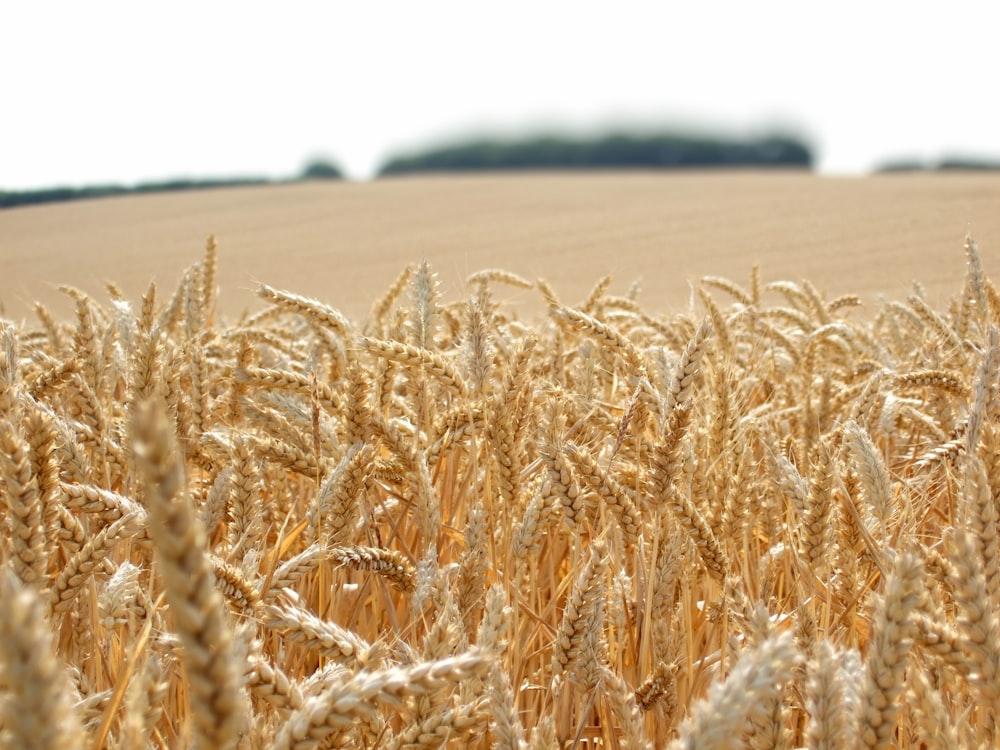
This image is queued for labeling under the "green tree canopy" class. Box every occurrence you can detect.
[300,159,344,180]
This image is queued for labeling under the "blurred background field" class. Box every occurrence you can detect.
[2,171,999,324]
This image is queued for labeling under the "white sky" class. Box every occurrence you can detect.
[4,1,1000,189]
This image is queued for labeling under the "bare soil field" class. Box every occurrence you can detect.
[2,170,999,321]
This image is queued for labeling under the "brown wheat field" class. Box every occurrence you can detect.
[2,172,1000,749]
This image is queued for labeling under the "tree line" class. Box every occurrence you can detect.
[0,161,344,210]
[378,133,813,175]
[3,132,819,210]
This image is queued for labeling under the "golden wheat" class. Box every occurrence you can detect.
[2,233,1000,747]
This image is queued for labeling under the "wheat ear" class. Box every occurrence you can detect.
[383,697,489,750]
[858,550,923,750]
[272,650,491,750]
[0,568,83,750]
[948,528,1000,721]
[265,601,385,668]
[552,540,609,691]
[805,640,853,750]
[133,399,246,750]
[670,631,801,750]
[257,283,352,338]
[0,419,49,586]
[488,659,529,750]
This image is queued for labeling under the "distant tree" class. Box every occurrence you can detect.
[874,156,1000,174]
[873,160,928,173]
[937,157,1000,171]
[300,159,344,180]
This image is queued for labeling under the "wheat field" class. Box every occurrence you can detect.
[4,171,1000,322]
[3,177,1000,748]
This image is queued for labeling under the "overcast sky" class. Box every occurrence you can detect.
[4,1,1000,189]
